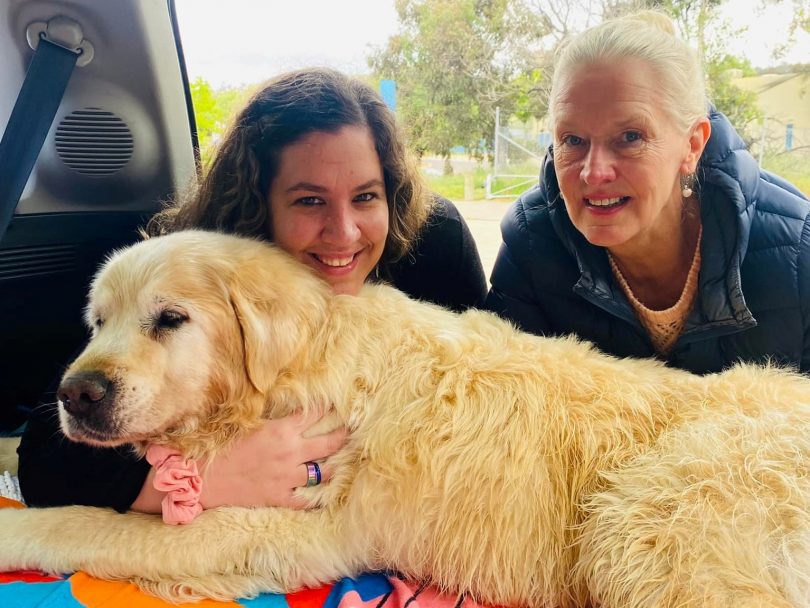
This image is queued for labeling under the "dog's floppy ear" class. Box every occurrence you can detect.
[228,251,321,395]
[229,289,293,394]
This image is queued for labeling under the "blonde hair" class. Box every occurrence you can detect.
[548,10,708,133]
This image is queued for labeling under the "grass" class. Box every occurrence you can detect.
[761,153,810,196]
[423,167,538,201]
[423,168,487,200]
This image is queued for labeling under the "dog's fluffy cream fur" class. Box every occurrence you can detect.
[1,231,809,607]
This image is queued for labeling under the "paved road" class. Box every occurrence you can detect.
[452,199,513,284]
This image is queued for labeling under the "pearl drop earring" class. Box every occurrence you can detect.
[681,173,694,198]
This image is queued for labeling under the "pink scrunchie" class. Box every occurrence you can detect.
[145,445,203,525]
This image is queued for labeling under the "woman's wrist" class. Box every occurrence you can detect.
[129,466,164,514]
[144,445,204,524]
[130,412,347,513]
[131,460,215,515]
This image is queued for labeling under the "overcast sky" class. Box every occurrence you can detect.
[174,0,399,86]
[174,0,810,88]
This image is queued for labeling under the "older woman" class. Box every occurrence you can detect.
[486,11,810,374]
[19,68,487,513]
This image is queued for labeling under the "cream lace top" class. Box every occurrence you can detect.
[608,227,702,356]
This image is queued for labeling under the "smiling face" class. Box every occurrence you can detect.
[552,59,704,255]
[267,125,389,296]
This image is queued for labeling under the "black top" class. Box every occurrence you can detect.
[386,197,487,312]
[18,197,487,511]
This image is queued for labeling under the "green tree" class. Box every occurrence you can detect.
[370,0,547,170]
[703,53,762,141]
[765,0,810,71]
[189,78,253,159]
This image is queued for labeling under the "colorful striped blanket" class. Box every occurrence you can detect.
[0,498,495,608]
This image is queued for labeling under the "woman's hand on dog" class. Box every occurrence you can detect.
[131,409,348,512]
[201,409,348,509]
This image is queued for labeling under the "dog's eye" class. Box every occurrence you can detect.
[94,318,104,329]
[155,310,188,331]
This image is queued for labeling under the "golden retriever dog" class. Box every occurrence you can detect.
[0,230,809,608]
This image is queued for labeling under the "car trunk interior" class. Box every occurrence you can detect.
[0,0,197,430]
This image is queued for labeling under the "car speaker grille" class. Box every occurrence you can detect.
[0,244,77,281]
[55,109,134,176]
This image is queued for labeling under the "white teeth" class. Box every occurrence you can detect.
[317,255,354,267]
[587,197,624,207]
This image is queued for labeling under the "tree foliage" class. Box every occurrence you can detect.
[370,0,548,165]
[763,0,810,72]
[703,54,762,138]
[373,0,784,164]
[189,78,253,155]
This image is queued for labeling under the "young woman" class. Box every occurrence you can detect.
[19,67,487,512]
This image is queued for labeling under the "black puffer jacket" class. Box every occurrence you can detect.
[486,109,810,374]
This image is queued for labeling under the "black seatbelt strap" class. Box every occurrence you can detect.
[0,37,80,241]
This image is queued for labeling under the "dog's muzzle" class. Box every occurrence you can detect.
[57,371,119,436]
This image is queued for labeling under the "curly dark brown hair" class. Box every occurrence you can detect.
[147,67,431,271]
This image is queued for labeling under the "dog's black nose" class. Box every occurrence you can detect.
[58,372,111,418]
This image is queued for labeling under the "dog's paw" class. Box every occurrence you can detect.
[0,505,105,575]
[0,507,36,571]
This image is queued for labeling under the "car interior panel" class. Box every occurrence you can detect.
[0,0,197,430]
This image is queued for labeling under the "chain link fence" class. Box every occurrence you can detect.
[749,118,810,166]
[485,107,548,199]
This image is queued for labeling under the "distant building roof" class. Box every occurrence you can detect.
[732,72,809,131]
[734,72,805,94]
